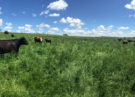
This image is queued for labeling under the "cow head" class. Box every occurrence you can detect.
[19,37,29,45]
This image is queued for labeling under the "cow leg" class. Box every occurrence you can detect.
[0,48,5,59]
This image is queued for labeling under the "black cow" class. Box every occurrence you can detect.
[123,41,128,44]
[4,31,9,34]
[45,39,51,43]
[11,34,14,37]
[0,37,28,54]
[128,39,135,42]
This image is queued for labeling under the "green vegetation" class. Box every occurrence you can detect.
[0,32,135,97]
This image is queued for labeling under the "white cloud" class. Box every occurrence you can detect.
[60,18,67,23]
[25,24,32,28]
[118,26,129,30]
[109,30,135,37]
[47,0,68,11]
[88,25,134,37]
[90,25,114,36]
[62,25,114,36]
[48,27,59,34]
[127,30,135,36]
[53,21,58,24]
[37,23,50,33]
[40,10,49,16]
[4,22,12,32]
[125,0,135,10]
[18,26,25,30]
[24,24,35,33]
[37,23,50,28]
[32,13,37,17]
[63,28,91,36]
[0,19,3,26]
[93,25,113,34]
[129,14,135,18]
[18,24,35,33]
[107,25,113,31]
[60,17,84,28]
[96,25,106,32]
[49,13,60,17]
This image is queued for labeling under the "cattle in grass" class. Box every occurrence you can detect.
[45,39,51,43]
[0,37,28,54]
[123,41,128,44]
[11,34,14,37]
[34,36,42,43]
[127,39,135,42]
[4,31,9,34]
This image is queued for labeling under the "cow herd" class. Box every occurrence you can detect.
[4,31,15,37]
[0,32,51,56]
[1,31,134,56]
[118,38,135,44]
[34,36,51,43]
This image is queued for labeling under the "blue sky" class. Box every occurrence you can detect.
[0,0,135,37]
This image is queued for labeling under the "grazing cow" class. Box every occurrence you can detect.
[34,36,42,43]
[123,41,128,44]
[0,37,28,54]
[45,39,51,43]
[4,31,9,34]
[11,34,14,37]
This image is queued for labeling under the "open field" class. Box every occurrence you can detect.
[0,32,135,97]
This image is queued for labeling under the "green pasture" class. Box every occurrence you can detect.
[0,32,134,97]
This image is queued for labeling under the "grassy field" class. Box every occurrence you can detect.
[0,32,135,97]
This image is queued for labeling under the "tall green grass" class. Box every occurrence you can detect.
[0,32,135,97]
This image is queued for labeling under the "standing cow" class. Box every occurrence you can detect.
[128,39,135,42]
[4,31,9,34]
[45,39,51,43]
[34,36,42,43]
[11,34,14,37]
[123,41,128,44]
[0,37,28,54]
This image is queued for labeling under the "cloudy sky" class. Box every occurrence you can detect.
[0,0,135,37]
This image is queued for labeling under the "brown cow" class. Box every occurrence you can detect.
[34,36,42,43]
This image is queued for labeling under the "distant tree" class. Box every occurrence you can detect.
[63,34,68,36]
